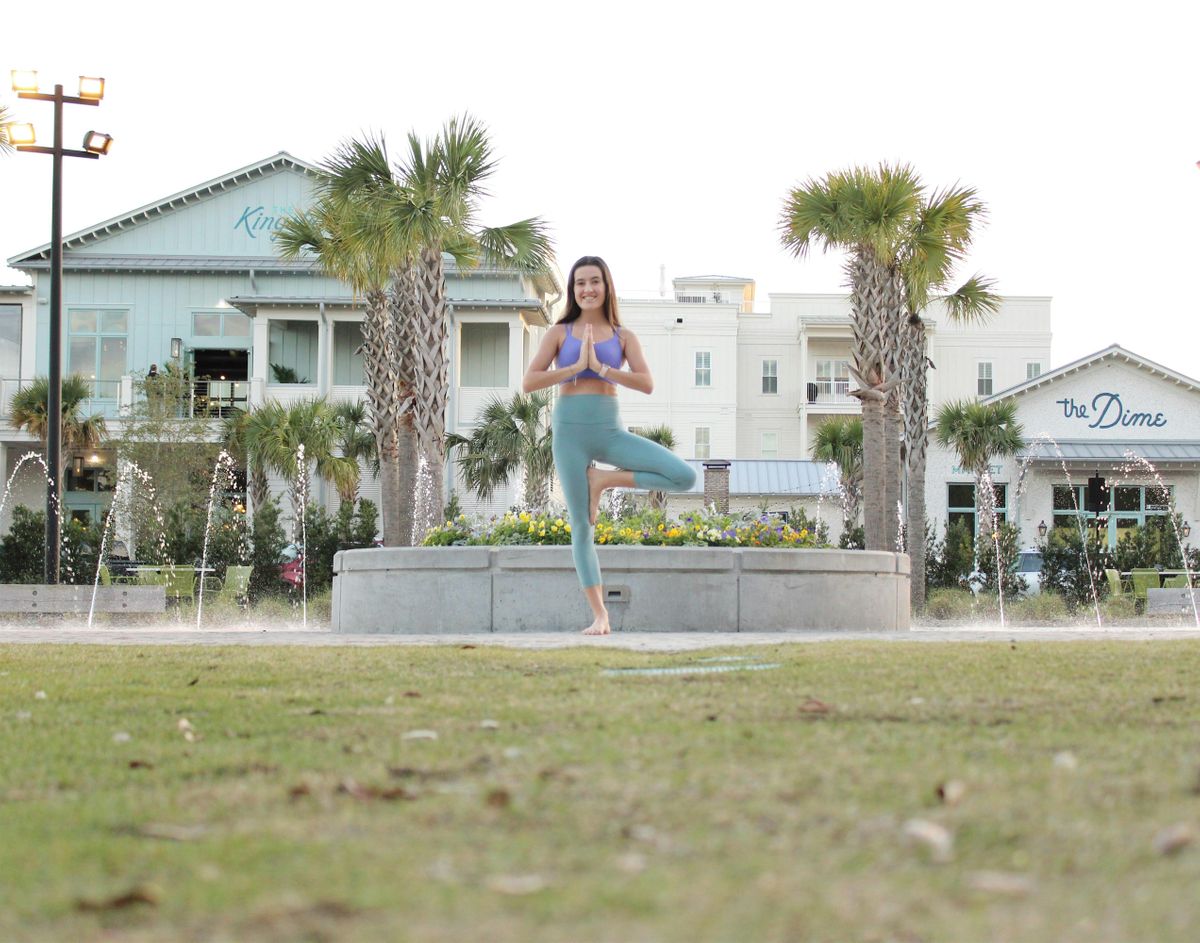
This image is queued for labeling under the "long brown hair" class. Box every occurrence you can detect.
[557,255,622,327]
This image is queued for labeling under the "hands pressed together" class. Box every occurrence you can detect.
[573,324,607,376]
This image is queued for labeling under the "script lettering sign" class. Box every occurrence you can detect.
[1055,392,1167,430]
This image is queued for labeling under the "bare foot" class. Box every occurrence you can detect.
[582,615,611,636]
[587,465,606,526]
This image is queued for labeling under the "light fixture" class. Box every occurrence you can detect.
[88,453,101,465]
[77,76,105,100]
[11,70,38,93]
[1037,519,1048,538]
[72,455,83,475]
[8,123,36,146]
[81,131,113,155]
[1184,522,1193,540]
[170,337,182,359]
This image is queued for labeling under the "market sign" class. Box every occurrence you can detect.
[233,205,296,240]
[1055,392,1167,429]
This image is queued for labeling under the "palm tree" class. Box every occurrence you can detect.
[635,425,678,511]
[934,399,1024,540]
[275,154,416,546]
[446,391,554,512]
[898,187,1000,609]
[331,399,379,505]
[10,375,108,472]
[323,118,555,540]
[220,407,270,513]
[811,416,863,531]
[240,399,359,528]
[781,165,917,551]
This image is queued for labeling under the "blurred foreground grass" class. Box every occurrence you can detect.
[1,641,1199,942]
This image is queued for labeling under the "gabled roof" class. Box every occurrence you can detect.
[674,274,753,283]
[7,151,323,266]
[984,344,1200,403]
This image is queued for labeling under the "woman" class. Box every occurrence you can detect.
[522,256,697,635]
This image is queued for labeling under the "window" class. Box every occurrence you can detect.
[1026,361,1042,380]
[815,359,850,398]
[761,359,778,395]
[268,320,318,384]
[676,294,706,304]
[333,321,365,385]
[460,323,509,387]
[694,427,710,459]
[977,361,993,397]
[1055,483,1174,545]
[947,481,1008,535]
[68,309,127,398]
[760,431,778,458]
[0,304,20,379]
[192,311,251,338]
[694,351,711,387]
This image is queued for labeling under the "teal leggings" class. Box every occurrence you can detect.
[552,395,697,588]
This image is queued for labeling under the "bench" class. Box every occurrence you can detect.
[0,584,167,614]
[1146,587,1200,618]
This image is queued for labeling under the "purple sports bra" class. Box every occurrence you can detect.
[557,322,623,384]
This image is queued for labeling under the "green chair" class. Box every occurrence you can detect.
[98,564,112,586]
[1105,568,1130,598]
[136,568,167,586]
[215,565,253,608]
[162,565,196,606]
[1129,569,1160,604]
[1162,575,1190,589]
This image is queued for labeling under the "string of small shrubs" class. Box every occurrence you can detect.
[423,506,825,549]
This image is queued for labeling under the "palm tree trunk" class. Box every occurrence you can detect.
[884,400,902,549]
[410,249,450,541]
[903,315,930,610]
[395,419,417,543]
[250,464,270,513]
[859,398,886,550]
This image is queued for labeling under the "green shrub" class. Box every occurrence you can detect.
[923,588,976,621]
[300,499,379,594]
[0,506,104,584]
[1039,525,1111,612]
[1005,592,1070,625]
[249,498,288,601]
[974,522,1026,599]
[926,519,974,591]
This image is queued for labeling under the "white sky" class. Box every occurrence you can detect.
[3,0,1198,373]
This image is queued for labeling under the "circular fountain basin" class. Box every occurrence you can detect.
[330,546,911,633]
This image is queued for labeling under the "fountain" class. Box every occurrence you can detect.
[195,450,241,628]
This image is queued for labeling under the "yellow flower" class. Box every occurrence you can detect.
[565,524,571,533]
[555,517,564,526]
[519,511,530,522]
[658,523,664,530]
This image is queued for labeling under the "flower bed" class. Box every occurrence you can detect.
[422,508,823,549]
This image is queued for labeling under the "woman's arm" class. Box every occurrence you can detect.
[596,328,654,395]
[522,324,587,393]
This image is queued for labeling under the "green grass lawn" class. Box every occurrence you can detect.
[2,641,1199,942]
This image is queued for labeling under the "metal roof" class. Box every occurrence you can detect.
[17,254,319,273]
[226,296,543,315]
[1020,440,1200,466]
[631,459,841,496]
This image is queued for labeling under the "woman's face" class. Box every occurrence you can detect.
[573,265,606,313]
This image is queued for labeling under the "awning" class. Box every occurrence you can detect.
[1019,440,1200,467]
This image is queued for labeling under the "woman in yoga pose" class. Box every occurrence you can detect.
[522,256,696,635]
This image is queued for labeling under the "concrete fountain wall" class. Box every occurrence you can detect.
[330,546,910,633]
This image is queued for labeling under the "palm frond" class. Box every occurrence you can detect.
[475,218,555,276]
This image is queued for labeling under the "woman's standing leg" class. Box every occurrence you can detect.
[552,416,611,634]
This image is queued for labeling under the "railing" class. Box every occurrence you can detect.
[0,377,125,419]
[137,378,249,419]
[805,379,855,405]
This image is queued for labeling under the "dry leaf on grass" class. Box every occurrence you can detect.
[337,778,416,802]
[402,729,438,741]
[615,852,647,874]
[75,884,159,912]
[112,731,131,744]
[1052,751,1078,771]
[128,760,154,770]
[34,691,46,700]
[485,788,511,809]
[903,819,954,862]
[798,698,832,715]
[480,719,500,730]
[136,823,208,842]
[486,873,547,895]
[1152,823,1194,856]
[937,780,967,806]
[967,871,1034,897]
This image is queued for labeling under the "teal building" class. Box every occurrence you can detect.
[4,152,560,528]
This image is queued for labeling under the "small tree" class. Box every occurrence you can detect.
[811,416,863,530]
[635,425,678,512]
[446,391,554,513]
[934,399,1024,539]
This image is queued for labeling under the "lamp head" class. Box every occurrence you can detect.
[78,76,105,100]
[82,131,113,155]
[8,123,37,146]
[11,70,38,93]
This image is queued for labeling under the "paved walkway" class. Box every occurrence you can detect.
[0,623,1197,650]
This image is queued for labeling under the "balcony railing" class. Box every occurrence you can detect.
[805,378,855,405]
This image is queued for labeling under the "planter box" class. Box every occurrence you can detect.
[331,546,910,633]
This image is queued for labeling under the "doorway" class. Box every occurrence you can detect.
[191,348,249,417]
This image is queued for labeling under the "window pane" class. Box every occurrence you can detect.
[193,313,222,336]
[0,305,20,378]
[333,321,366,385]
[762,375,777,394]
[992,484,1007,509]
[69,337,97,380]
[694,427,710,459]
[268,320,318,383]
[948,483,975,509]
[1052,514,1076,531]
[1053,485,1080,511]
[460,323,508,387]
[69,310,97,333]
[948,511,975,531]
[99,336,127,390]
[1114,486,1140,512]
[1146,486,1172,512]
[101,310,128,333]
[1027,362,1042,379]
[224,313,251,337]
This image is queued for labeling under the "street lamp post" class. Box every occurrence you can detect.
[10,71,112,583]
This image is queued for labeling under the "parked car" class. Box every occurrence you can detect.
[1015,549,1043,596]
